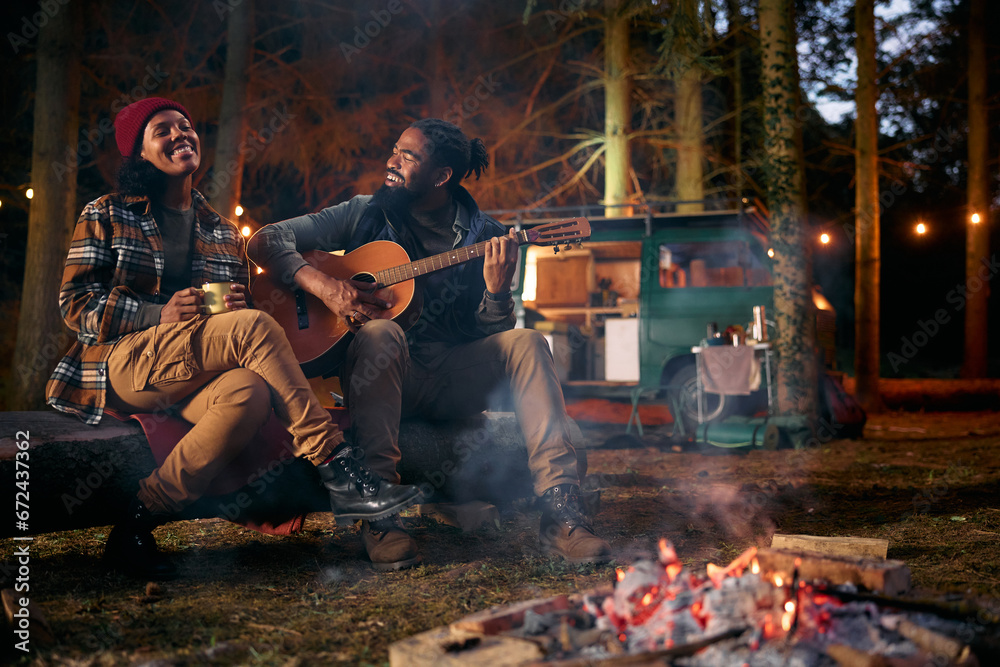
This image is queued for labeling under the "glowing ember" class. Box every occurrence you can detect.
[642,592,654,606]
[774,575,784,587]
[784,600,795,613]
[762,613,776,638]
[616,568,626,582]
[658,538,678,563]
[751,558,760,574]
[781,610,793,632]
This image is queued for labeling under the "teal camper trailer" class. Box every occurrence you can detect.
[498,202,836,447]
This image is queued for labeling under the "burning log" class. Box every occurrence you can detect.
[826,644,892,666]
[818,588,1000,624]
[827,642,978,667]
[881,616,977,665]
[755,547,911,596]
[540,627,748,666]
[452,596,570,635]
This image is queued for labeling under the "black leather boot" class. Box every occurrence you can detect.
[316,446,423,526]
[103,497,178,580]
[539,484,612,564]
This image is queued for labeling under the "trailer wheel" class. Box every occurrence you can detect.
[663,362,733,433]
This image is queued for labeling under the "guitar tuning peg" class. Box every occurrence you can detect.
[564,244,573,251]
[575,241,583,248]
[552,246,559,254]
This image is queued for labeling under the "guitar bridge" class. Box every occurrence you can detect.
[294,289,309,330]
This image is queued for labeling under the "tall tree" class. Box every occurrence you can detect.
[726,0,746,202]
[672,0,706,213]
[759,0,817,419]
[210,0,253,222]
[604,0,631,215]
[8,2,81,410]
[962,0,989,378]
[853,0,882,410]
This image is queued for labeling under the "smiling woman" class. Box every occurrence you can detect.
[42,96,423,581]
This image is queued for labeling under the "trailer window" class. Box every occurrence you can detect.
[657,241,772,288]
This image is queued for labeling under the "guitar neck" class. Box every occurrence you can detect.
[373,231,529,287]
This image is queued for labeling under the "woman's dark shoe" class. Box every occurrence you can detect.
[103,497,178,580]
[317,446,423,526]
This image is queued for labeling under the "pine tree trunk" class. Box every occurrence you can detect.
[675,0,704,214]
[676,64,704,213]
[8,3,81,411]
[758,0,818,419]
[727,0,744,203]
[961,0,989,378]
[209,0,253,221]
[853,0,883,410]
[604,0,630,216]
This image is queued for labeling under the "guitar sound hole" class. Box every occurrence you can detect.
[352,272,385,295]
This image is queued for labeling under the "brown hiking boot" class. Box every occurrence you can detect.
[539,485,612,564]
[360,515,422,571]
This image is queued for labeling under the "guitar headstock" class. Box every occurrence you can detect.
[520,217,591,248]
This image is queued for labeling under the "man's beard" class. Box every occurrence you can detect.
[371,182,420,218]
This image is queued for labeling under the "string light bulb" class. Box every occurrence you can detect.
[971,213,981,224]
[241,225,251,237]
[819,233,830,245]
[235,204,244,217]
[25,188,33,200]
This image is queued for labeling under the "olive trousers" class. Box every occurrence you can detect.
[342,320,580,497]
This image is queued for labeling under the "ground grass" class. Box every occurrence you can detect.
[3,410,1000,665]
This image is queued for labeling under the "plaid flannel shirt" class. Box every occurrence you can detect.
[46,190,248,424]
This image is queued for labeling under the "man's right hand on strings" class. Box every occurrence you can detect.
[295,265,392,332]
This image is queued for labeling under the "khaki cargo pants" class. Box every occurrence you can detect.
[106,309,342,514]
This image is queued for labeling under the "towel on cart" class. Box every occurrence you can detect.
[699,346,761,395]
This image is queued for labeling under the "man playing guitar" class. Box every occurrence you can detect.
[248,119,611,571]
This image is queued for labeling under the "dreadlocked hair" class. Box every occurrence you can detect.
[409,118,489,191]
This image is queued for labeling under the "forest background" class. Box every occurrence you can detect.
[0,0,997,411]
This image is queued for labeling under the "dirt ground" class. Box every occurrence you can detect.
[3,408,1000,665]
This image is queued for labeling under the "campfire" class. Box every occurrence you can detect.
[393,540,995,666]
[571,539,979,665]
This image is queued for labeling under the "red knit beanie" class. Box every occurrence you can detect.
[114,97,193,158]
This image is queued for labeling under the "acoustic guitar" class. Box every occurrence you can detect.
[251,217,591,377]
